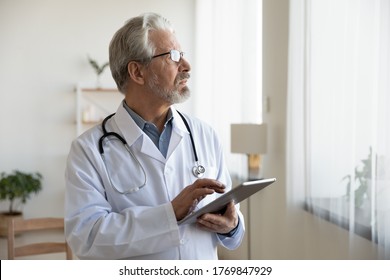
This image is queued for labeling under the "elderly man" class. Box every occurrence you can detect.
[65,12,244,260]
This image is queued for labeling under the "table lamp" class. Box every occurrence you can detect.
[231,123,267,180]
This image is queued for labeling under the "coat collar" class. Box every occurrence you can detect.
[113,102,190,163]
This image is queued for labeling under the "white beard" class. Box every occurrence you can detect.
[147,72,191,104]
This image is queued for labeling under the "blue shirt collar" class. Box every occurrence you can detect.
[122,100,174,131]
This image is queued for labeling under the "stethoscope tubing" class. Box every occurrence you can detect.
[98,110,206,194]
[176,111,199,163]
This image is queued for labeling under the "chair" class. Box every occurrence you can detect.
[7,217,72,260]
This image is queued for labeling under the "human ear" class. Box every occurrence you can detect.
[127,61,145,85]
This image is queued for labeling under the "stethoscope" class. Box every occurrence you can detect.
[98,111,206,194]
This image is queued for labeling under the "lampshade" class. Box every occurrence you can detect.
[230,123,267,154]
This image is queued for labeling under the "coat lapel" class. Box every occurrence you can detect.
[166,109,190,160]
[113,104,189,164]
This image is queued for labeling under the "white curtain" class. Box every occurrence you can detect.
[193,0,262,177]
[287,0,390,259]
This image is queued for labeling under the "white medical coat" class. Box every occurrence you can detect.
[65,103,245,259]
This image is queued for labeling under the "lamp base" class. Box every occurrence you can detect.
[248,154,262,180]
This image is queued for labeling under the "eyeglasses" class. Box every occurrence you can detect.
[151,50,184,63]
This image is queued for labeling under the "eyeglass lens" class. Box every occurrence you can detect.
[170,50,182,62]
[151,50,183,62]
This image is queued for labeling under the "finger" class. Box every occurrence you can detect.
[196,213,225,232]
[224,201,236,216]
[193,178,224,188]
[199,213,223,225]
[192,187,216,200]
[196,201,238,233]
[192,179,226,193]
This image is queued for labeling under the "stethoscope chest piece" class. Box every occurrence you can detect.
[192,164,206,178]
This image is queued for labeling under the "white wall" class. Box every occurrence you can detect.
[0,0,195,217]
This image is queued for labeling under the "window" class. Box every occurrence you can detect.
[287,0,390,259]
[192,0,263,176]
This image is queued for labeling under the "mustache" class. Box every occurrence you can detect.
[176,72,190,82]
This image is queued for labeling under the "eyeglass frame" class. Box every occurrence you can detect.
[151,50,184,63]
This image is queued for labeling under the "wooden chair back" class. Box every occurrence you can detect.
[7,217,72,260]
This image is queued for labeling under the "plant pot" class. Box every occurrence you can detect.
[0,212,23,237]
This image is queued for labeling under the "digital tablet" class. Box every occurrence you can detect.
[178,177,276,225]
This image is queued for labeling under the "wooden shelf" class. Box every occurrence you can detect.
[80,88,118,92]
[75,83,123,135]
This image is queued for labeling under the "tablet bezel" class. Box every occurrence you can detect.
[177,177,276,225]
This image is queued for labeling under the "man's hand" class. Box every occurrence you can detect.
[196,201,238,234]
[172,179,225,221]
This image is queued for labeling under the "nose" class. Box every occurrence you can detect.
[179,56,191,73]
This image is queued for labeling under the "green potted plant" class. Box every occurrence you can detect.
[0,170,42,235]
[342,147,372,208]
[87,55,109,88]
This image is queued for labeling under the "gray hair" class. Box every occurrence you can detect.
[109,13,174,93]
